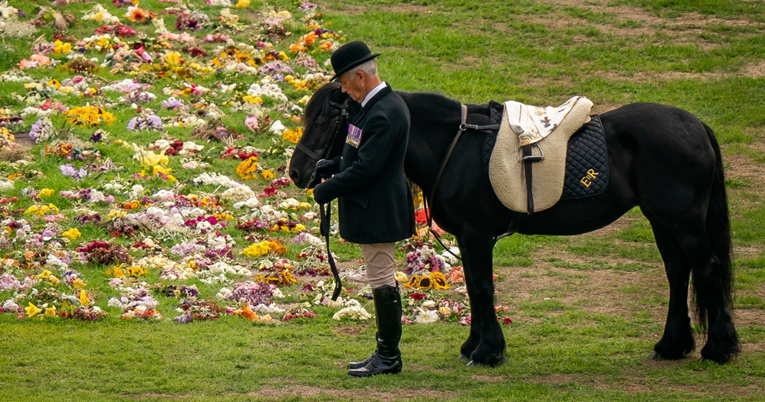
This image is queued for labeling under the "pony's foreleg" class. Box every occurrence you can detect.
[458,230,506,366]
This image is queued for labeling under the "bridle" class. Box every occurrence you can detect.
[294,97,350,301]
[294,98,350,171]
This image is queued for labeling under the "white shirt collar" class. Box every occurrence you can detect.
[361,81,387,107]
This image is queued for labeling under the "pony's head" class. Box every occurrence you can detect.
[289,82,357,188]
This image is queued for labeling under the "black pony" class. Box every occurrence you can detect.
[289,82,740,365]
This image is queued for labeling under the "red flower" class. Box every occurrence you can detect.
[409,293,426,301]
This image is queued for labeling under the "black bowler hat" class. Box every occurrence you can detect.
[330,41,381,81]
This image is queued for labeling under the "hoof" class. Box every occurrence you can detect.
[649,351,662,360]
[466,360,475,367]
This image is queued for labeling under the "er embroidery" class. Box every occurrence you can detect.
[346,124,362,148]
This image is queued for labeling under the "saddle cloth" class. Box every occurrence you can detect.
[488,97,594,213]
[505,96,590,146]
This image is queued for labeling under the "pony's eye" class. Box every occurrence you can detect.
[314,117,327,129]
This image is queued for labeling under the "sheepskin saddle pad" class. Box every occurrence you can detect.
[488,96,601,213]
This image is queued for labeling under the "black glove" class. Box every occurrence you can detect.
[314,159,338,179]
[313,182,332,205]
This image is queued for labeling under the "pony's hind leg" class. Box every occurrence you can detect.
[457,229,506,366]
[644,211,695,360]
[644,210,739,363]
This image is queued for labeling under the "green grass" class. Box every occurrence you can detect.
[0,0,763,400]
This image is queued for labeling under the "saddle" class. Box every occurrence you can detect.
[488,97,596,214]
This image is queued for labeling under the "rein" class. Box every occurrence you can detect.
[424,104,500,260]
[295,98,349,301]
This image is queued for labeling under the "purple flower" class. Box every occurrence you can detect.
[230,282,273,306]
[0,274,20,291]
[59,164,88,179]
[174,311,193,324]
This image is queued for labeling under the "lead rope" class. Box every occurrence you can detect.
[319,201,342,301]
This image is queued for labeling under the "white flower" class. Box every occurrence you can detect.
[333,305,372,321]
[414,308,439,324]
[222,186,256,202]
[269,120,287,133]
[233,197,261,209]
[216,287,233,300]
[2,299,19,312]
[253,303,284,314]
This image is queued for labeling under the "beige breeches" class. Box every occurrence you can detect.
[359,242,397,289]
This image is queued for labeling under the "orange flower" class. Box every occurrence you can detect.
[303,32,319,47]
[319,41,333,51]
[239,303,257,321]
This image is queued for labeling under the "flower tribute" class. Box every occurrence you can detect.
[0,0,507,328]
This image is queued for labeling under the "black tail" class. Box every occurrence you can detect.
[692,123,734,332]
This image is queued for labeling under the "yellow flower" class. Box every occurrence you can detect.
[49,276,60,286]
[126,266,148,277]
[261,170,275,180]
[61,228,82,240]
[431,272,450,290]
[282,127,303,144]
[35,270,52,279]
[235,0,250,7]
[242,95,262,104]
[25,302,42,317]
[106,264,125,278]
[395,271,408,282]
[236,157,259,180]
[164,52,182,66]
[45,307,57,318]
[79,290,91,306]
[72,278,86,288]
[403,275,419,289]
[38,188,55,197]
[293,224,306,233]
[107,210,127,220]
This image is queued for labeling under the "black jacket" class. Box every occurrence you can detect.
[312,84,416,244]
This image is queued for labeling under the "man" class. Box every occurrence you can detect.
[312,41,416,377]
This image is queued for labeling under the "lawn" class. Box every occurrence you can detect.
[0,0,763,401]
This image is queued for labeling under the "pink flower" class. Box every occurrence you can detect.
[245,115,260,131]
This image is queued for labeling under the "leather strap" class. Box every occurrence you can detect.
[522,146,535,214]
[319,202,342,301]
[424,105,501,262]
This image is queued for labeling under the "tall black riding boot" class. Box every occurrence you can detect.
[347,285,403,377]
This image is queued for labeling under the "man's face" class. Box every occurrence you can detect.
[338,71,365,103]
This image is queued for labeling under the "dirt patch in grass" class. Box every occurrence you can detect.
[526,372,765,397]
[496,248,667,321]
[322,2,434,15]
[734,308,765,328]
[725,146,765,193]
[253,384,451,400]
[0,132,33,161]
[332,323,369,337]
